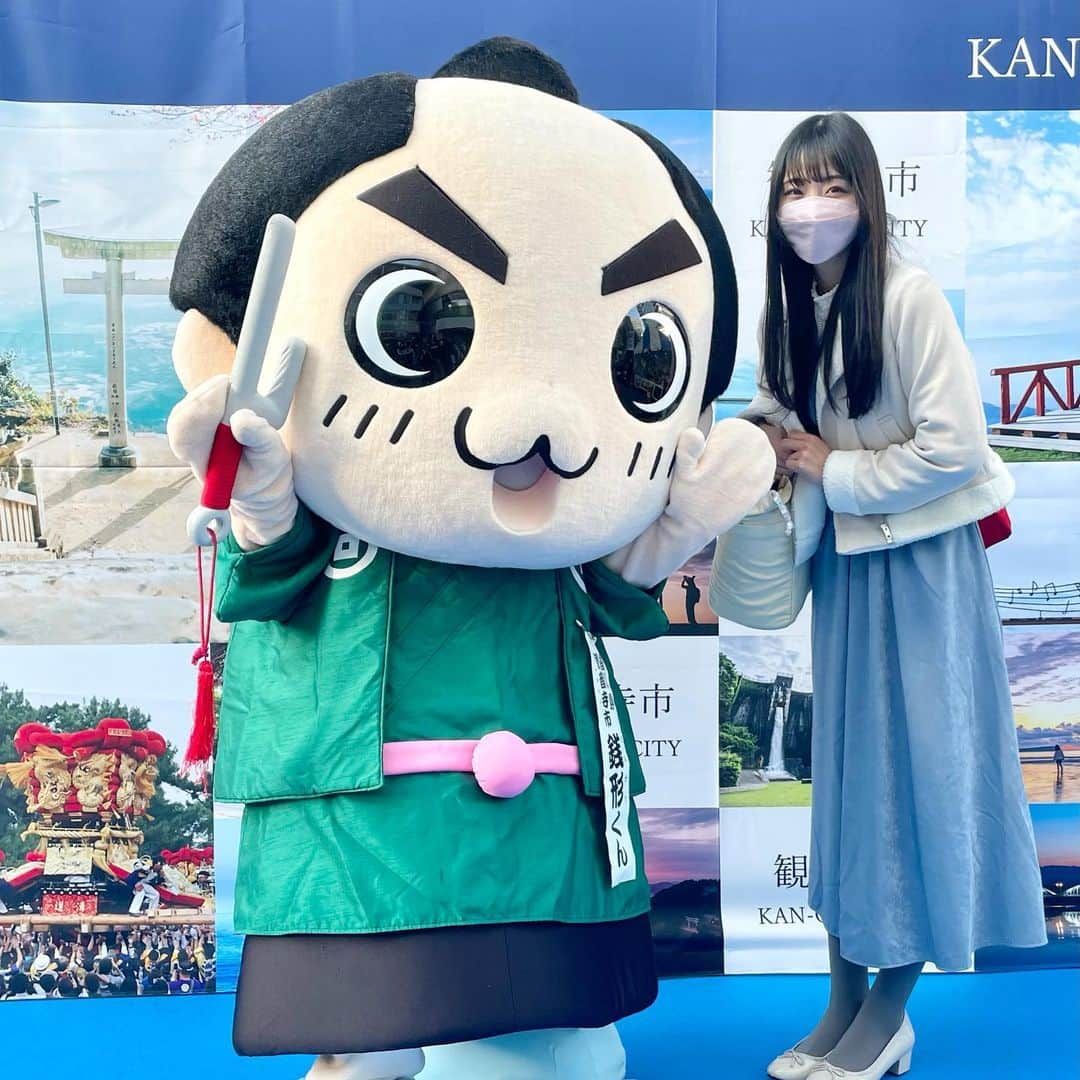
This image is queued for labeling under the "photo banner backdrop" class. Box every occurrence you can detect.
[0,1,1077,1007]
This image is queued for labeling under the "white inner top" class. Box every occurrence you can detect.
[812,281,839,338]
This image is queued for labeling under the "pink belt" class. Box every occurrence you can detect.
[383,730,580,799]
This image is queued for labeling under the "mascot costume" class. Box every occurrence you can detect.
[167,37,772,1080]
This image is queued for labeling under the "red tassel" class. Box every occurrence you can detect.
[185,532,219,791]
[185,656,216,785]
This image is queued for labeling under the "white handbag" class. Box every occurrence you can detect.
[709,476,811,630]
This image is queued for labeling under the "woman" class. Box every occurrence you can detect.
[744,113,1046,1080]
[1054,743,1065,784]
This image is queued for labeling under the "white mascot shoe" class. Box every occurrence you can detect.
[302,1050,426,1080]
[420,1025,628,1080]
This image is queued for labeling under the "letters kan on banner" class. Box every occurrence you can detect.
[968,36,1080,80]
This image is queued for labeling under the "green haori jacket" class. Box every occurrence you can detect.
[214,504,669,936]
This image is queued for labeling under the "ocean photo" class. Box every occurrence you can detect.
[966,111,1080,429]
[0,101,263,431]
[977,803,1080,971]
[1004,625,1080,803]
[210,806,241,993]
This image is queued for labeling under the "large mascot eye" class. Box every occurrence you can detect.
[344,259,475,387]
[610,302,690,422]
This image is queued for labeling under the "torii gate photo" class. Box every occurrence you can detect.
[43,232,179,468]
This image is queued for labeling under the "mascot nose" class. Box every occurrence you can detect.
[460,385,597,471]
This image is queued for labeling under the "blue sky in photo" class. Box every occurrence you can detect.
[987,462,1080,589]
[600,110,712,195]
[0,642,197,750]
[1030,803,1080,868]
[1003,626,1080,733]
[0,101,254,430]
[966,110,1080,409]
[719,634,813,693]
[639,807,719,883]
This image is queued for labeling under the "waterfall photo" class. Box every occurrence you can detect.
[717,635,814,807]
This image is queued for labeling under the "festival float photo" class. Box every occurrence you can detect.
[0,644,216,1000]
[0,717,211,924]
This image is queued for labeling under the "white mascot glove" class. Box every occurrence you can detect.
[604,418,774,589]
[167,373,298,551]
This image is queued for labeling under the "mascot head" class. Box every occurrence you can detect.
[171,37,737,569]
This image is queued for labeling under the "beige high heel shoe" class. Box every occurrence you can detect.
[805,1015,915,1080]
[766,1045,826,1079]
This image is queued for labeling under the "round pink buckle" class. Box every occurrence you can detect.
[472,731,535,798]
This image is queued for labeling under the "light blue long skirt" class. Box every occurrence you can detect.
[808,516,1047,971]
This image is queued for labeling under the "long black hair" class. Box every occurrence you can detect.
[761,113,890,430]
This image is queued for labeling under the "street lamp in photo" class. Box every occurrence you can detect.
[29,192,61,436]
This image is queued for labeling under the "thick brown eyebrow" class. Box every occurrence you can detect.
[358,167,508,283]
[600,220,701,296]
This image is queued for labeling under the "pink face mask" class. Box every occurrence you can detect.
[777,197,859,265]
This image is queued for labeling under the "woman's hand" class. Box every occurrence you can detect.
[755,422,791,478]
[780,432,831,483]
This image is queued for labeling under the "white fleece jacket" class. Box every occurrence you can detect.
[744,259,1013,560]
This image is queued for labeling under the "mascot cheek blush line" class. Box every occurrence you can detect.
[167,36,772,1080]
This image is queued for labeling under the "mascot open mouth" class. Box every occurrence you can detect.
[491,454,561,533]
[454,407,599,534]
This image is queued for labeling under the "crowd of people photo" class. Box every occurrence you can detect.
[0,924,215,999]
